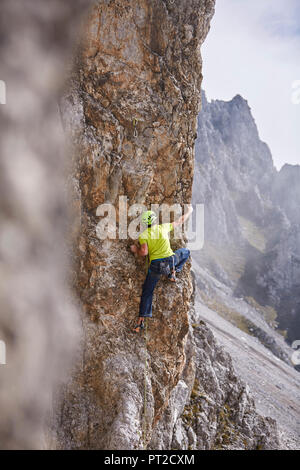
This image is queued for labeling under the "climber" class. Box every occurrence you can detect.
[130,207,193,332]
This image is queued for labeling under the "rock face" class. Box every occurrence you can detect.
[272,164,300,225]
[0,0,93,449]
[54,0,216,450]
[192,92,300,346]
[193,92,276,250]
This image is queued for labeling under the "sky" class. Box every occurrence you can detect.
[201,0,300,170]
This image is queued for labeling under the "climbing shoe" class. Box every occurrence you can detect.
[168,271,176,282]
[133,321,145,333]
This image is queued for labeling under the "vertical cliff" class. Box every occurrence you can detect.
[192,92,300,348]
[55,0,215,450]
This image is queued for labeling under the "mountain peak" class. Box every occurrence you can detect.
[231,93,249,108]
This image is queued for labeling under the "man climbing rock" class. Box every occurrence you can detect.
[130,207,193,332]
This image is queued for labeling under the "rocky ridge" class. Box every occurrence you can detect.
[192,91,300,348]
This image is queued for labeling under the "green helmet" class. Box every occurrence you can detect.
[141,210,157,226]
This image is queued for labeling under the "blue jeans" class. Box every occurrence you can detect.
[139,248,190,318]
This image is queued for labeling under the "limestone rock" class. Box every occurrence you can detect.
[0,0,285,451]
[150,322,279,450]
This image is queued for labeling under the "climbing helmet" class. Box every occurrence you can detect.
[141,210,157,226]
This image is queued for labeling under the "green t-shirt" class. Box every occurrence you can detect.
[138,223,174,263]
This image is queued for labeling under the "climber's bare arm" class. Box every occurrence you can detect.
[172,205,193,228]
[130,242,148,257]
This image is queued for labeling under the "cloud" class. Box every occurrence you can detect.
[202,0,300,170]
